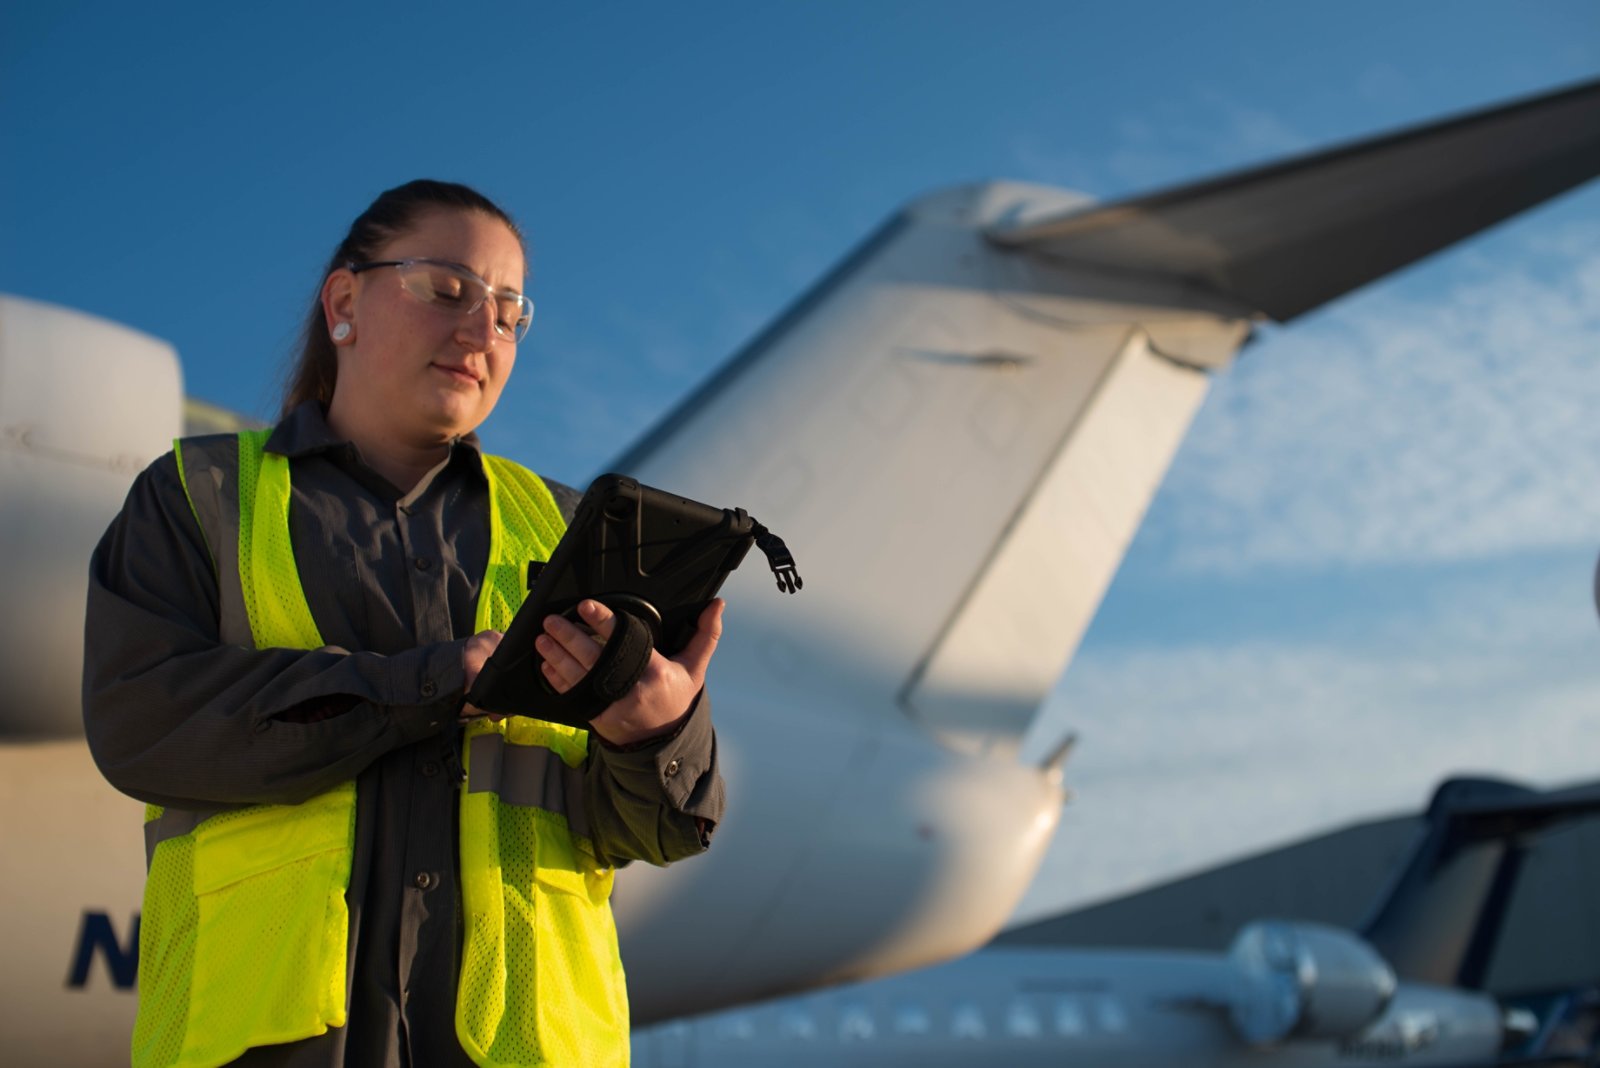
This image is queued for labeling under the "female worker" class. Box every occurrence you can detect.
[82,179,725,1067]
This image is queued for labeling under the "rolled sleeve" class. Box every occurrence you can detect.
[584,691,726,867]
[82,455,464,809]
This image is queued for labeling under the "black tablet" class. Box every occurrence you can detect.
[465,473,799,728]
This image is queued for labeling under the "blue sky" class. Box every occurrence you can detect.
[6,2,1600,914]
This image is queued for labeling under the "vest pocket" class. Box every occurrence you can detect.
[531,838,612,908]
[457,783,626,1067]
[529,830,627,1065]
[181,784,356,1066]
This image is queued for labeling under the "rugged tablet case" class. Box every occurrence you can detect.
[466,474,796,728]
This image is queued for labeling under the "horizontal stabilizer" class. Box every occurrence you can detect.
[1363,776,1600,988]
[1425,777,1600,832]
[987,78,1600,321]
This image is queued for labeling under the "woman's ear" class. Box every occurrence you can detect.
[321,269,358,345]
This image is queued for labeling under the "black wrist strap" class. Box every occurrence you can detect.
[539,607,656,723]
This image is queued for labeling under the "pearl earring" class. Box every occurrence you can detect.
[332,322,352,342]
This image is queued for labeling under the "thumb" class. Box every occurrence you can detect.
[672,599,725,686]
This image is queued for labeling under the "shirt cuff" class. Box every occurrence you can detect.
[595,690,717,812]
[384,639,469,744]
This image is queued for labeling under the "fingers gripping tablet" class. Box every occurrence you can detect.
[466,474,801,729]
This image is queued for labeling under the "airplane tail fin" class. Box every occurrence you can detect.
[1360,776,1600,988]
[606,79,1600,760]
[607,182,1252,758]
[988,77,1600,322]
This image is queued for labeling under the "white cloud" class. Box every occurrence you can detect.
[1150,228,1600,573]
[1015,560,1600,920]
[1009,210,1600,925]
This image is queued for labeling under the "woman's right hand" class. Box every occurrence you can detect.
[461,629,503,719]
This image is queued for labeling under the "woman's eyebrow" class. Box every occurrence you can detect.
[428,257,524,293]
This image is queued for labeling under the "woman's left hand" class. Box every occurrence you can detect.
[536,598,725,746]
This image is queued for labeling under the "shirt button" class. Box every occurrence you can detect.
[664,758,681,778]
[420,679,437,698]
[414,872,433,890]
[421,761,440,778]
[415,556,433,571]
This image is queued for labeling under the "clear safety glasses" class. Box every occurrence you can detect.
[348,258,534,342]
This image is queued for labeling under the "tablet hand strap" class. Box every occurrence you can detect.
[542,606,656,723]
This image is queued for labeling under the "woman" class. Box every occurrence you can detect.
[82,180,725,1067]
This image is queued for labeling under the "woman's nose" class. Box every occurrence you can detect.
[456,297,499,348]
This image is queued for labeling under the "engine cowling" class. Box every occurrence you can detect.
[0,294,182,737]
[1227,920,1397,1045]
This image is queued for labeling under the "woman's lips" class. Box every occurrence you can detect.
[432,363,480,387]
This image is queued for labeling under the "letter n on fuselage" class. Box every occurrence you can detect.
[66,911,139,991]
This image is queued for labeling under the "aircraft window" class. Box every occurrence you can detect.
[1396,1010,1441,1051]
[952,1002,987,1040]
[778,1009,818,1041]
[838,1003,875,1042]
[1054,997,1086,1036]
[892,1003,932,1036]
[1094,995,1129,1034]
[1006,999,1043,1038]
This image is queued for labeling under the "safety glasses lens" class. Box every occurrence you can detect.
[396,262,532,341]
[495,295,534,341]
[397,264,467,307]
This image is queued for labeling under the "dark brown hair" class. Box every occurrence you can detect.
[281,179,525,418]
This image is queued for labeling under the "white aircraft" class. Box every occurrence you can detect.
[2,77,1597,1063]
[630,777,1600,1066]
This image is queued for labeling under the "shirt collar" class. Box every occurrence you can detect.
[266,401,484,460]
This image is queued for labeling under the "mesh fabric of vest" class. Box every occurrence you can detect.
[456,457,628,1067]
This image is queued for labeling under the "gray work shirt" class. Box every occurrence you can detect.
[82,401,724,1067]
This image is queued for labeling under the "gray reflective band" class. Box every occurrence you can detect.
[173,436,253,647]
[467,734,591,841]
[143,807,222,868]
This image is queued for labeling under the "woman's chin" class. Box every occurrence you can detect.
[418,393,488,439]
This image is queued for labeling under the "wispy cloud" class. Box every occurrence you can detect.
[1011,87,1311,196]
[1016,559,1600,919]
[1148,227,1600,573]
[1011,201,1600,924]
[1106,89,1309,189]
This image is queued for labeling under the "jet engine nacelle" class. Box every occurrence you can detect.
[1228,921,1397,1045]
[0,295,182,737]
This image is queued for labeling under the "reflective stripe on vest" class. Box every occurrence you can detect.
[467,734,592,841]
[135,432,625,1068]
[143,807,220,866]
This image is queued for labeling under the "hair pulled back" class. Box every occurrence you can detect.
[282,179,525,419]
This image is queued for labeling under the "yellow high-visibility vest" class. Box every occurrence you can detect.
[135,428,627,1068]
